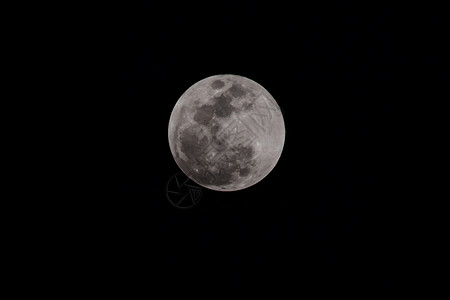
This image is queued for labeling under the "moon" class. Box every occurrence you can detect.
[168,74,285,191]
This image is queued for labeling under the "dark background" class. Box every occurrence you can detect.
[78,1,448,295]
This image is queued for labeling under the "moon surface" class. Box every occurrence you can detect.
[168,74,285,191]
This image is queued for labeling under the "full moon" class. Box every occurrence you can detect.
[168,74,285,191]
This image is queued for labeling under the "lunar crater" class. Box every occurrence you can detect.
[212,93,235,118]
[193,104,214,125]
[211,79,225,89]
[228,83,247,98]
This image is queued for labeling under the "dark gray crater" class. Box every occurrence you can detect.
[212,93,235,118]
[193,104,214,125]
[211,79,225,90]
[228,83,247,98]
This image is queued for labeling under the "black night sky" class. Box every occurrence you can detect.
[80,1,448,295]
